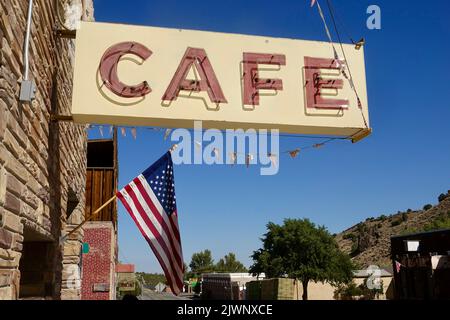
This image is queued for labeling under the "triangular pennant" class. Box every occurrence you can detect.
[229,152,237,165]
[246,154,254,168]
[289,149,301,159]
[99,126,104,138]
[131,128,137,140]
[164,129,172,141]
[395,261,402,273]
[213,148,220,160]
[313,143,324,149]
[268,153,278,167]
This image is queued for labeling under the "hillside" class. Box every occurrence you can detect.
[335,190,450,269]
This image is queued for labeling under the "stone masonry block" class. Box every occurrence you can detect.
[2,130,22,159]
[0,286,13,300]
[0,100,7,141]
[0,271,11,287]
[5,173,23,197]
[0,228,13,249]
[0,208,22,234]
[64,241,81,257]
[0,167,6,205]
[4,191,20,215]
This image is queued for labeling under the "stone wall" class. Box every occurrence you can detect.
[0,0,94,300]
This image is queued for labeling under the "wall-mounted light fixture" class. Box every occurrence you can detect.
[354,38,365,51]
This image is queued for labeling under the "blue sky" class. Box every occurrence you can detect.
[90,0,450,272]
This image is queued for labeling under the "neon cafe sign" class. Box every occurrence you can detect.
[71,22,370,141]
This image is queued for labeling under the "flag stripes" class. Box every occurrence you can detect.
[129,179,183,271]
[117,152,183,295]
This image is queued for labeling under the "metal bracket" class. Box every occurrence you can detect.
[55,29,76,39]
[351,128,372,144]
[50,114,74,122]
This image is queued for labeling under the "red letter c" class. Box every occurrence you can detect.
[99,42,152,98]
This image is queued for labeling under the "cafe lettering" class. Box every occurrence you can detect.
[100,43,348,110]
[72,22,370,139]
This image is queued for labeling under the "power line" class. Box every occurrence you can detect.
[324,0,369,129]
[325,0,356,44]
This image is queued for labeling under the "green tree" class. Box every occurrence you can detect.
[189,249,215,275]
[250,219,354,300]
[183,262,193,281]
[215,253,248,273]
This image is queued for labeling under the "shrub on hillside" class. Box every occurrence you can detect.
[391,219,402,227]
[401,212,450,235]
[402,212,408,222]
[423,204,433,211]
[438,193,449,203]
[423,213,450,232]
[350,242,360,256]
[343,233,357,241]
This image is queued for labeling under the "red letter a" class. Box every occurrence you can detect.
[162,48,227,104]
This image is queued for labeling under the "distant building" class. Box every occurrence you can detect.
[116,264,136,294]
[352,269,394,300]
[201,273,265,300]
[391,229,450,299]
[222,270,394,301]
[291,270,394,301]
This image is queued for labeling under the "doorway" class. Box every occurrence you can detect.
[18,226,56,299]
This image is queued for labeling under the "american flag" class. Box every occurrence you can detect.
[117,152,184,295]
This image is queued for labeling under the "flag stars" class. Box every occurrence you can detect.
[142,161,177,213]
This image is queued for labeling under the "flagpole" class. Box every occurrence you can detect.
[60,195,117,244]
